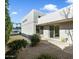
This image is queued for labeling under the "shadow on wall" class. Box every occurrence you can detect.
[21,33,32,39]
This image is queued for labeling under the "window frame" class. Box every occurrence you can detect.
[40,26,43,34]
[49,25,59,38]
[55,26,59,37]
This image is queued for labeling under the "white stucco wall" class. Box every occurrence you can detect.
[21,22,35,35]
[21,9,45,35]
[59,21,73,44]
[21,10,34,35]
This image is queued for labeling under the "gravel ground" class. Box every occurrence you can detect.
[7,35,72,59]
[17,40,73,59]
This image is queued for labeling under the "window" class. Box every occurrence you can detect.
[55,26,59,37]
[40,26,43,34]
[50,26,59,38]
[50,26,54,37]
[38,16,41,18]
[36,26,40,34]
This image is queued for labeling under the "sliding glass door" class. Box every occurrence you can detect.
[55,26,59,37]
[50,26,54,37]
[50,26,59,38]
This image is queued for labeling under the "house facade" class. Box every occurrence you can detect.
[21,5,73,44]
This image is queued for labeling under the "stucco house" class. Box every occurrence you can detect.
[21,5,73,45]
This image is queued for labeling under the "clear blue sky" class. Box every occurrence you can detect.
[9,0,72,23]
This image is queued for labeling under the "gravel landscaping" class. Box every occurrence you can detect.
[7,35,72,59]
[17,40,73,59]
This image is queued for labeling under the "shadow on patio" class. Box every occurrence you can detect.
[63,45,73,54]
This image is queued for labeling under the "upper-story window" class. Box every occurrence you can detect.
[23,19,27,23]
[38,16,41,18]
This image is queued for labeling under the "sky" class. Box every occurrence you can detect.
[8,0,72,23]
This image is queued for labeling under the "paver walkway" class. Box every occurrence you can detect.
[48,39,73,54]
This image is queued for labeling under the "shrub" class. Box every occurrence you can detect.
[5,50,16,59]
[36,54,57,59]
[6,50,16,55]
[5,0,13,44]
[30,34,40,47]
[7,39,28,51]
[5,56,16,59]
[6,39,28,59]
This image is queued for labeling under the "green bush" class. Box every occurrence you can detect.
[5,50,16,59]
[7,39,28,51]
[5,57,16,59]
[36,54,57,59]
[5,0,13,44]
[6,50,16,55]
[30,34,40,47]
[6,39,28,59]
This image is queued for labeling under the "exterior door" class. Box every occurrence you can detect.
[50,26,54,38]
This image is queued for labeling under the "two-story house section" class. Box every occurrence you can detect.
[21,9,45,36]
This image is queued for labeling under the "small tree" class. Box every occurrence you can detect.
[7,39,28,51]
[5,0,13,44]
[30,34,40,47]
